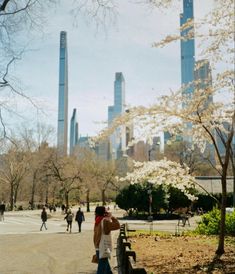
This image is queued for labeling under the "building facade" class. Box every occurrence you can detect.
[180,0,195,141]
[194,59,213,105]
[70,108,79,155]
[180,0,195,96]
[108,72,126,160]
[57,31,68,156]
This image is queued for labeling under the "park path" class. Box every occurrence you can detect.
[0,206,120,274]
[0,207,200,273]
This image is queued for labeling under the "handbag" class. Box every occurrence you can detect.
[91,254,98,264]
[98,219,112,259]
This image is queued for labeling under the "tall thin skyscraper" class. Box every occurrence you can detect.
[180,0,195,97]
[70,108,79,155]
[57,31,68,156]
[108,72,126,159]
[180,0,195,141]
[194,60,212,91]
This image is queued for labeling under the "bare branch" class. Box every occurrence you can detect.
[0,0,37,16]
[0,0,10,11]
[0,56,16,87]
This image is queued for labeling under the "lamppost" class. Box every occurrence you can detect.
[147,187,153,220]
[147,183,153,234]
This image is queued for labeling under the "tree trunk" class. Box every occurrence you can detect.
[52,186,56,205]
[233,165,235,207]
[102,189,106,206]
[45,185,49,205]
[86,189,90,212]
[216,175,227,255]
[65,191,69,210]
[45,178,49,205]
[10,183,14,211]
[14,183,19,208]
[30,175,37,210]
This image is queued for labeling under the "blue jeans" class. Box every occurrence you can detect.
[96,250,113,274]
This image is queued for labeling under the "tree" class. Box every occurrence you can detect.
[0,0,57,136]
[0,143,30,210]
[95,0,234,255]
[0,0,116,137]
[116,183,169,215]
[47,154,83,209]
[18,124,55,209]
[92,160,118,205]
[74,146,119,207]
[163,140,216,176]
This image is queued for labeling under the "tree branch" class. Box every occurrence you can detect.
[0,0,37,16]
[0,0,11,11]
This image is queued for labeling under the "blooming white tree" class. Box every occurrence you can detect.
[94,0,234,255]
[120,159,198,201]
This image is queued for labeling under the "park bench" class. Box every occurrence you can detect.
[118,224,147,274]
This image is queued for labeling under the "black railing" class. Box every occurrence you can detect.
[117,224,147,274]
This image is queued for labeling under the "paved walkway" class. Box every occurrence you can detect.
[0,207,121,274]
[0,207,200,273]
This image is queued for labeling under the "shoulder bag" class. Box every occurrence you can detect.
[98,219,112,259]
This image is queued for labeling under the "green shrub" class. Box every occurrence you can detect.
[116,183,169,215]
[192,192,234,212]
[196,208,235,235]
[226,211,235,236]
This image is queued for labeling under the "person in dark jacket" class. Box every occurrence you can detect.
[75,207,85,232]
[64,209,74,233]
[40,207,48,231]
[0,202,5,221]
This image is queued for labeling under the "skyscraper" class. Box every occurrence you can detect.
[108,72,126,159]
[180,0,195,141]
[195,59,212,92]
[70,108,78,155]
[180,0,195,97]
[57,31,68,156]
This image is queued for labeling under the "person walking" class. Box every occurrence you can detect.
[40,207,48,231]
[93,206,120,274]
[0,202,5,221]
[64,209,74,233]
[75,207,85,233]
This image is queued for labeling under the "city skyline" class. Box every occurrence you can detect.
[10,1,216,143]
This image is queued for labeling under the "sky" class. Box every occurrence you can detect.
[9,0,215,144]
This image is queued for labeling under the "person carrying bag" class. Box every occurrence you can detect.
[93,206,120,274]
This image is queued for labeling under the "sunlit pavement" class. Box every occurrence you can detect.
[0,206,123,235]
[0,207,200,273]
[0,207,200,235]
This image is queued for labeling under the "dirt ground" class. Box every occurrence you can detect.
[130,234,235,274]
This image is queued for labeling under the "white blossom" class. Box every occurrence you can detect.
[120,159,198,201]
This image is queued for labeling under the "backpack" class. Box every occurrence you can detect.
[67,213,73,221]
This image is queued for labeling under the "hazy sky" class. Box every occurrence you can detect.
[10,0,214,142]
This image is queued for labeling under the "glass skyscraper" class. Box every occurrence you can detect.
[180,0,195,97]
[57,31,68,156]
[194,59,213,107]
[70,108,78,155]
[180,0,195,141]
[108,72,126,159]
